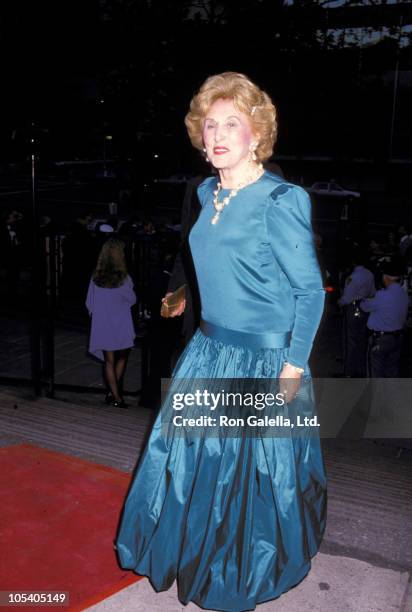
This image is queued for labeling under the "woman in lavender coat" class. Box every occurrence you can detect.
[86,238,136,407]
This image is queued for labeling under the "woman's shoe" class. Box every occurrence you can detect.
[104,392,114,405]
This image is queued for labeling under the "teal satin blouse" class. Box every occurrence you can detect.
[189,170,325,369]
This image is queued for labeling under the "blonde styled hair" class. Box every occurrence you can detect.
[185,72,277,163]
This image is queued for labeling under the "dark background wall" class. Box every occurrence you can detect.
[0,0,411,172]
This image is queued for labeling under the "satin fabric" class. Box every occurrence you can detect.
[192,171,325,369]
[116,172,327,611]
[200,319,291,351]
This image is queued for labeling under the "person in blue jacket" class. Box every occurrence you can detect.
[116,72,326,611]
[361,259,409,377]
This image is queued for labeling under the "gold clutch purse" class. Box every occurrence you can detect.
[160,284,186,318]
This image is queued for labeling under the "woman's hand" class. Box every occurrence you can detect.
[279,362,302,403]
[161,293,186,317]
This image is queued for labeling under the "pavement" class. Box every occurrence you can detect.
[85,556,410,612]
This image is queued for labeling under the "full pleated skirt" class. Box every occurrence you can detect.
[116,329,327,612]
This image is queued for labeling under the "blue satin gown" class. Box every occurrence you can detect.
[116,171,327,611]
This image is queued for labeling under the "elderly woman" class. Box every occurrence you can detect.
[116,72,326,611]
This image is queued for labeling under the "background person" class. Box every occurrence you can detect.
[86,238,136,407]
[361,259,409,377]
[139,250,183,410]
[164,174,204,344]
[398,224,412,258]
[338,248,375,377]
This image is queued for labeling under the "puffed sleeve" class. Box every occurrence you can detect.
[196,176,216,208]
[85,279,94,315]
[265,184,325,369]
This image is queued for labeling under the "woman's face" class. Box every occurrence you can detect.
[202,98,256,172]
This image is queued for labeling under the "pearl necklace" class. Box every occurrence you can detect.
[211,164,264,225]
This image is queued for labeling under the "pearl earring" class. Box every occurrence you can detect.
[203,147,209,163]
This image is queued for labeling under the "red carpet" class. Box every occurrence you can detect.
[0,444,142,610]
